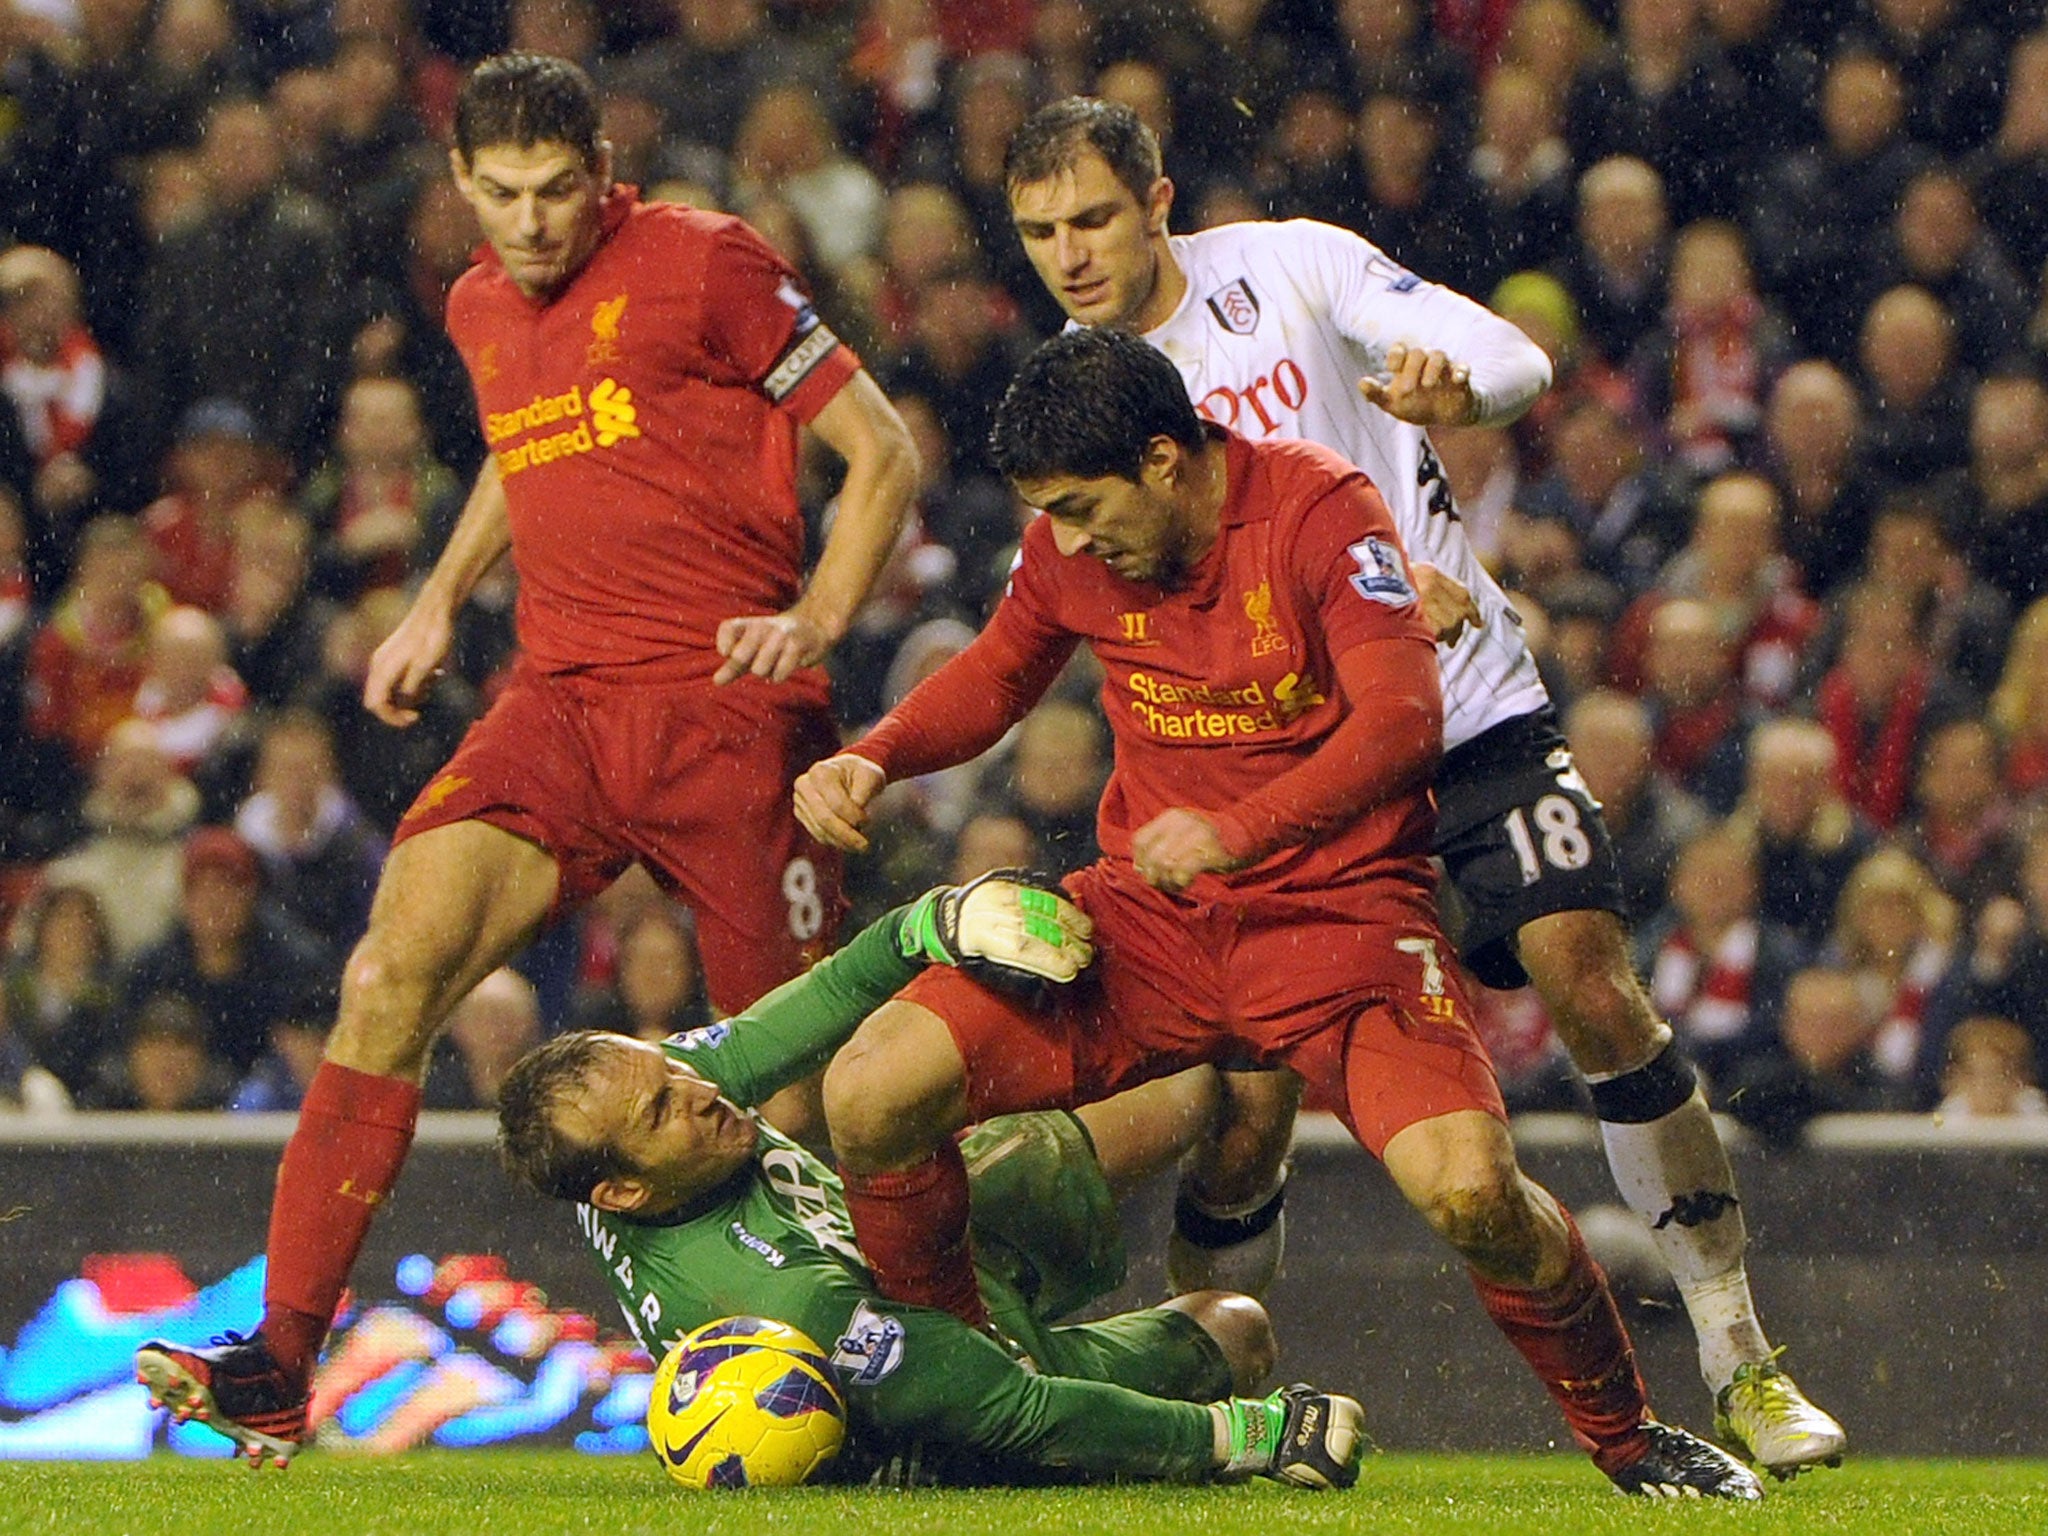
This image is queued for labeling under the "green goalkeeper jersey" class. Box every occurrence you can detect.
[574,904,1225,1484]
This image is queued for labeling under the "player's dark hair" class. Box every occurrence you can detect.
[497,1031,637,1203]
[989,327,1206,483]
[1005,96,1162,205]
[455,52,603,169]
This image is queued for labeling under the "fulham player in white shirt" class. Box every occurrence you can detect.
[999,97,1843,1480]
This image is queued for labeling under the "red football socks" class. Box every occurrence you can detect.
[838,1142,987,1329]
[1470,1212,1652,1474]
[261,1062,422,1383]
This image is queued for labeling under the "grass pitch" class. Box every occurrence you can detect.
[1,1453,2042,1536]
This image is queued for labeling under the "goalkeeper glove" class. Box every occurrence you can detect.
[897,869,1094,984]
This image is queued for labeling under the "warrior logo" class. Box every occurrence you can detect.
[1206,277,1261,336]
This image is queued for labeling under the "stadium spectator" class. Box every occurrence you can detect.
[228,1011,329,1114]
[422,967,542,1111]
[1519,393,1687,597]
[1465,64,1574,284]
[0,244,148,592]
[1901,716,2025,920]
[1635,822,1805,1102]
[1856,284,1972,490]
[1333,0,1476,120]
[1812,584,1976,832]
[1633,597,1759,815]
[1752,48,1930,365]
[232,708,385,945]
[87,992,237,1112]
[25,514,165,773]
[1,882,122,1103]
[1352,90,1487,298]
[120,825,333,1076]
[947,810,1041,883]
[1852,0,2006,158]
[223,499,332,710]
[978,697,1112,875]
[1728,717,1882,950]
[0,977,68,1114]
[1883,168,2031,370]
[1564,0,1745,226]
[346,167,487,477]
[1951,368,2048,610]
[602,0,839,165]
[1759,359,1878,600]
[42,720,201,960]
[1699,0,1821,172]
[128,603,250,779]
[1825,492,2014,703]
[1976,28,2048,280]
[299,375,462,602]
[880,263,1033,488]
[730,83,886,281]
[564,904,710,1043]
[1822,846,1958,1099]
[139,397,286,613]
[1606,473,1819,711]
[1634,221,1791,476]
[1563,689,1713,927]
[1558,156,1671,370]
[302,585,476,835]
[1989,595,2048,798]
[1934,1014,2048,1122]
[1928,815,2048,1086]
[131,93,349,469]
[125,0,260,162]
[1726,965,1905,1145]
[1488,268,1638,481]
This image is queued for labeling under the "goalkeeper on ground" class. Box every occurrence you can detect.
[495,873,1363,1488]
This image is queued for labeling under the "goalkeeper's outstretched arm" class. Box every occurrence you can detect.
[674,876,1093,1109]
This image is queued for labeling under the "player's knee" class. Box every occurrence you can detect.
[1417,1167,1531,1258]
[1170,1290,1275,1394]
[1521,913,1666,1071]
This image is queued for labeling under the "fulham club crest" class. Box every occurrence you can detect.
[1206,277,1261,336]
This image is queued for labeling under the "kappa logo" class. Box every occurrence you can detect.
[587,292,627,364]
[1206,277,1261,336]
[1652,1190,1740,1231]
[832,1302,906,1387]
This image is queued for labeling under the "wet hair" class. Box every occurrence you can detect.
[1005,96,1162,205]
[454,52,603,169]
[496,1031,636,1202]
[989,327,1206,484]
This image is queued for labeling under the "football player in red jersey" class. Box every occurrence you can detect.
[136,52,918,1465]
[793,328,1761,1500]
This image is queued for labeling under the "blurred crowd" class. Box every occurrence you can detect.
[2,0,2047,1142]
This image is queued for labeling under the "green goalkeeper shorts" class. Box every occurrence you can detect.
[965,1110,1233,1405]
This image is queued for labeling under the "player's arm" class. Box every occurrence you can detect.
[668,877,1092,1107]
[795,580,1075,852]
[362,457,511,726]
[1132,634,1441,889]
[724,372,920,683]
[1305,223,1552,427]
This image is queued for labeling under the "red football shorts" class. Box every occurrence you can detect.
[894,858,1505,1158]
[393,660,844,1012]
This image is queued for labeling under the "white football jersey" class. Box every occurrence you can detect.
[1142,220,1553,751]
